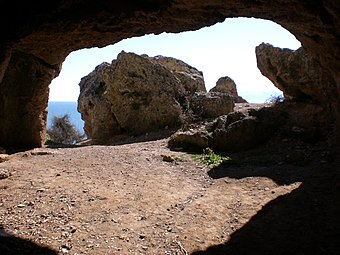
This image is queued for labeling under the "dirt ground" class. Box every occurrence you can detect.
[0,109,339,254]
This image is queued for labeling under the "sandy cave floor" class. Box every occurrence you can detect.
[0,131,339,255]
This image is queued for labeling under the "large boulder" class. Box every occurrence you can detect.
[168,129,211,151]
[189,92,234,119]
[256,43,337,140]
[78,63,122,142]
[106,52,186,135]
[168,106,287,152]
[213,107,287,151]
[210,76,247,103]
[78,51,207,142]
[256,43,337,104]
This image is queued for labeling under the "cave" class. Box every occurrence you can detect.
[0,0,339,149]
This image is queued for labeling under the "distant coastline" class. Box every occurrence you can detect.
[47,101,84,133]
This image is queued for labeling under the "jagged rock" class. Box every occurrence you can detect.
[148,55,206,94]
[256,43,337,141]
[214,107,287,151]
[78,63,123,142]
[210,76,247,103]
[189,92,234,119]
[106,52,186,135]
[256,43,337,104]
[168,106,287,152]
[214,116,261,151]
[168,130,211,150]
[78,51,206,142]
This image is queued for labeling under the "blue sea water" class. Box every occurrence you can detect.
[47,102,84,133]
[239,91,283,103]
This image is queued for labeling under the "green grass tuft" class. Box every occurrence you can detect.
[192,149,231,168]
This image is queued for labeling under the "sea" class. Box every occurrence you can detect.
[47,102,84,133]
[46,91,281,134]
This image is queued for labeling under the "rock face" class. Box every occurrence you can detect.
[78,63,122,142]
[168,130,211,150]
[256,43,337,104]
[78,51,206,143]
[214,108,287,151]
[0,0,339,149]
[168,106,287,152]
[210,76,247,103]
[148,55,206,94]
[256,43,336,139]
[189,92,234,119]
[0,52,57,149]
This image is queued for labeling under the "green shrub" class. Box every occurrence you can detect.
[192,148,231,168]
[46,114,85,145]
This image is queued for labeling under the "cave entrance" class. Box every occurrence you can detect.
[47,17,301,143]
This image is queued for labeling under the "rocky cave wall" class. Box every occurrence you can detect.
[0,0,339,149]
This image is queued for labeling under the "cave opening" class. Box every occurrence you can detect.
[47,17,300,142]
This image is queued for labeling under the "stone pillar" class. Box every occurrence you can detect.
[0,51,57,149]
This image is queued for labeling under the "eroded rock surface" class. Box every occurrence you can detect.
[0,52,57,148]
[169,106,287,152]
[78,52,208,143]
[78,63,122,142]
[189,92,234,119]
[256,43,336,140]
[168,130,211,150]
[148,55,206,94]
[214,107,287,151]
[210,76,247,103]
[79,51,238,143]
[256,43,337,104]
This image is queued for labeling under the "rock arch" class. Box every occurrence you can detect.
[0,0,339,149]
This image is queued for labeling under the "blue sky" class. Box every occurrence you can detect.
[49,17,301,103]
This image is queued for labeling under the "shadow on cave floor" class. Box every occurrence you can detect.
[0,227,57,255]
[191,141,340,255]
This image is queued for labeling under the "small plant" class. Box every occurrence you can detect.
[46,114,85,145]
[192,148,231,168]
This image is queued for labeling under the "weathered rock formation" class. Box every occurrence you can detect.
[256,43,335,140]
[78,51,207,143]
[189,92,234,119]
[79,51,237,143]
[210,76,247,103]
[214,107,287,151]
[77,63,122,142]
[168,107,287,152]
[256,43,336,104]
[148,55,206,94]
[168,130,211,150]
[0,1,339,149]
[0,52,57,148]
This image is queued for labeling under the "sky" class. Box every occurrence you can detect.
[48,17,301,103]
